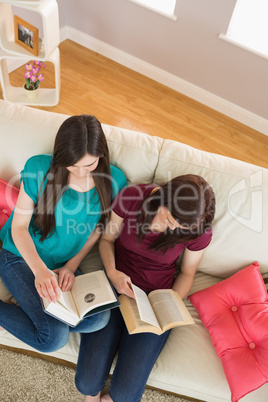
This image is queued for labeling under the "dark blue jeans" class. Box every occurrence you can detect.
[75,306,171,402]
[0,249,110,353]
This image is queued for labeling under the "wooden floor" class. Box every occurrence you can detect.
[1,39,268,168]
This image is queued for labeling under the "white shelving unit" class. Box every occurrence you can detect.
[0,0,60,106]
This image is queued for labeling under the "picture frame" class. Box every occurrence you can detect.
[14,15,39,57]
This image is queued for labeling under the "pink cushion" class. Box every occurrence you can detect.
[0,179,19,229]
[188,262,268,402]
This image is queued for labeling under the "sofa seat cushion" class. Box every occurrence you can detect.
[188,262,268,402]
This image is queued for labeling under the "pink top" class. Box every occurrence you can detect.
[112,184,212,292]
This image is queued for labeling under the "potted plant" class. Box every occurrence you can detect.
[24,60,45,99]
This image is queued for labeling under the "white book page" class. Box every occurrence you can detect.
[149,290,185,328]
[57,288,78,315]
[45,300,79,325]
[51,272,78,315]
[132,284,160,328]
[72,271,117,317]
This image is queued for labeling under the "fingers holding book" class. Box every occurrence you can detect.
[108,269,135,299]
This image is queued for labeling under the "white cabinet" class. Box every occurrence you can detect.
[0,0,60,106]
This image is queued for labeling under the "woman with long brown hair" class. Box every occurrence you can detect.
[0,115,127,352]
[75,174,215,402]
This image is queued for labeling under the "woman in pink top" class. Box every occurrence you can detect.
[75,174,216,402]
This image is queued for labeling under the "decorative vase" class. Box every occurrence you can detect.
[24,84,39,100]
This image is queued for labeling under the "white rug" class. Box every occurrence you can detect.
[0,348,194,402]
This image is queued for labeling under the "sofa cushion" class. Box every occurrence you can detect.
[188,262,268,402]
[0,177,19,302]
[0,100,162,187]
[0,179,19,229]
[0,101,67,187]
[102,124,163,184]
[154,139,268,277]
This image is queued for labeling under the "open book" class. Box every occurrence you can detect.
[119,284,194,335]
[42,270,120,327]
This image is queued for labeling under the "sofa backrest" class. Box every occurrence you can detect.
[154,139,268,277]
[102,124,163,184]
[1,100,267,279]
[0,102,67,186]
[0,101,162,187]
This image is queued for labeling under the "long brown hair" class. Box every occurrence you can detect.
[34,115,112,241]
[137,174,215,252]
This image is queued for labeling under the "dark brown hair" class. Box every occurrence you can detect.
[137,174,215,252]
[34,115,112,240]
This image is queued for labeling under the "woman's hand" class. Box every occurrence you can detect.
[35,269,61,303]
[53,267,75,292]
[108,269,135,299]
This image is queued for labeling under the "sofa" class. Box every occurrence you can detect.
[0,99,267,402]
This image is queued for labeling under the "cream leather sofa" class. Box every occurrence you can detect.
[0,100,267,402]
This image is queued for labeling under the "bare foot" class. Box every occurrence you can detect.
[101,394,113,402]
[84,393,101,402]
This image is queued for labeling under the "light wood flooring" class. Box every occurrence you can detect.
[1,39,267,168]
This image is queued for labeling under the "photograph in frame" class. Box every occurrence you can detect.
[14,15,39,57]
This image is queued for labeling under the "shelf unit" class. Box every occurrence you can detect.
[0,0,60,106]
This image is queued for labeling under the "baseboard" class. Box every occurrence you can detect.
[59,25,266,136]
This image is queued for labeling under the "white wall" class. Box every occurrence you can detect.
[57,0,268,134]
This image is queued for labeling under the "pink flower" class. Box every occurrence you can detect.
[24,71,31,79]
[24,61,45,87]
[30,75,37,83]
[34,61,46,69]
[25,63,33,71]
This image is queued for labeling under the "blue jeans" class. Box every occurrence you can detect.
[0,249,110,353]
[75,306,171,402]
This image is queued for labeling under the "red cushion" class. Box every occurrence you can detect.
[188,262,268,402]
[0,179,19,229]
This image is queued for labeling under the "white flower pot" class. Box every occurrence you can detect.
[24,84,39,100]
